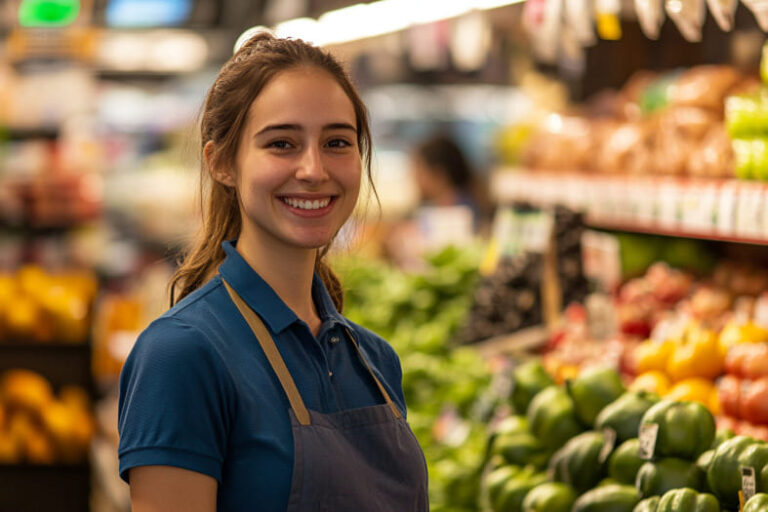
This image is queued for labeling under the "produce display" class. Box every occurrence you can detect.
[553,207,589,310]
[522,65,753,178]
[0,265,97,344]
[459,253,543,344]
[0,369,94,464]
[334,246,492,511]
[479,361,757,512]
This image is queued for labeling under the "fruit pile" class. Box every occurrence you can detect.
[459,254,543,343]
[482,361,767,511]
[0,265,97,344]
[0,369,94,464]
[716,342,768,440]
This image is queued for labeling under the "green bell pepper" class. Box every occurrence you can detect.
[595,391,659,443]
[572,484,640,512]
[548,430,609,493]
[511,361,554,415]
[744,492,768,512]
[656,488,720,512]
[609,438,645,485]
[566,366,626,427]
[636,458,703,498]
[706,436,768,508]
[521,482,576,512]
[526,386,583,450]
[640,400,715,460]
[633,496,659,512]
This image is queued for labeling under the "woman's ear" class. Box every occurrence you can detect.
[205,141,236,187]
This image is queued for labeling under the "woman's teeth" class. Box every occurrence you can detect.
[281,197,332,210]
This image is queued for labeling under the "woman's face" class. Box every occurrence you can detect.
[232,66,362,251]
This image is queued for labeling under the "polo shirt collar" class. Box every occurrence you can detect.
[218,240,351,333]
[311,272,353,330]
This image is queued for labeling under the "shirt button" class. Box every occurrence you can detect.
[330,336,340,344]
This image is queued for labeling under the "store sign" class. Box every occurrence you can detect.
[18,0,80,27]
[6,27,98,62]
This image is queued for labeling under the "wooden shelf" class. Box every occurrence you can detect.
[472,325,549,358]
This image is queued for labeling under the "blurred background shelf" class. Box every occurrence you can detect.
[0,462,90,512]
[0,342,92,391]
[492,171,768,245]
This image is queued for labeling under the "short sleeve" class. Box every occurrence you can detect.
[117,317,235,483]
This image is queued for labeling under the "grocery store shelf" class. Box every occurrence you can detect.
[0,342,92,390]
[0,462,89,512]
[492,170,768,245]
[0,126,59,140]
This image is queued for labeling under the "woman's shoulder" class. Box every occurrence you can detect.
[344,320,401,367]
[127,276,229,371]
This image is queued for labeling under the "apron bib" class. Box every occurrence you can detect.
[224,280,429,511]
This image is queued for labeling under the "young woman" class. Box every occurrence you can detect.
[117,33,428,511]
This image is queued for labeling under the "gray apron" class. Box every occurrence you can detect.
[224,281,429,512]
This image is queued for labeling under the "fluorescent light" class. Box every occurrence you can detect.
[99,30,208,72]
[274,18,320,44]
[241,0,525,48]
[234,25,271,53]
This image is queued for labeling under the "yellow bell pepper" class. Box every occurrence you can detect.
[664,377,720,415]
[630,370,671,396]
[719,320,768,348]
[666,327,724,382]
[634,340,675,374]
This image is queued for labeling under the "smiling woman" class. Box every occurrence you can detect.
[117,33,428,512]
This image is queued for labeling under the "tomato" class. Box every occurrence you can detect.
[741,377,768,425]
[717,375,742,418]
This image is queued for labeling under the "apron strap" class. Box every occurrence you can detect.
[343,328,403,420]
[223,280,312,426]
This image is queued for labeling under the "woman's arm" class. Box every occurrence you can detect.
[129,466,218,512]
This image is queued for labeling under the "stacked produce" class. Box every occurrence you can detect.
[0,369,94,464]
[553,206,589,309]
[725,49,768,181]
[716,342,768,440]
[458,253,543,344]
[0,265,97,344]
[334,246,492,511]
[522,65,755,178]
[479,361,767,511]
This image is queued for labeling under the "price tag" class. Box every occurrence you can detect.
[638,423,658,460]
[735,183,763,238]
[599,428,617,464]
[658,181,682,229]
[742,466,757,503]
[717,182,739,236]
[635,180,656,226]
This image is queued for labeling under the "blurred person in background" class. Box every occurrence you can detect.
[384,133,489,268]
[117,32,428,512]
[411,133,487,222]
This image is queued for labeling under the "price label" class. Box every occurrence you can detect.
[657,181,681,229]
[638,423,658,460]
[717,183,739,236]
[742,466,757,503]
[599,428,617,464]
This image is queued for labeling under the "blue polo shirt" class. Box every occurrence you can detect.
[117,241,407,511]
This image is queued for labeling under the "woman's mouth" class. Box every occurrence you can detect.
[277,195,338,217]
[279,196,333,210]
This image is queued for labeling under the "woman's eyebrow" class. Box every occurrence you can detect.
[255,122,356,137]
[323,122,356,132]
[255,123,300,136]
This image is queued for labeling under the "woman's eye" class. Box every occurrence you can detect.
[268,140,293,150]
[327,139,352,149]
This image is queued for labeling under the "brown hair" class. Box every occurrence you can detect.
[169,32,374,310]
